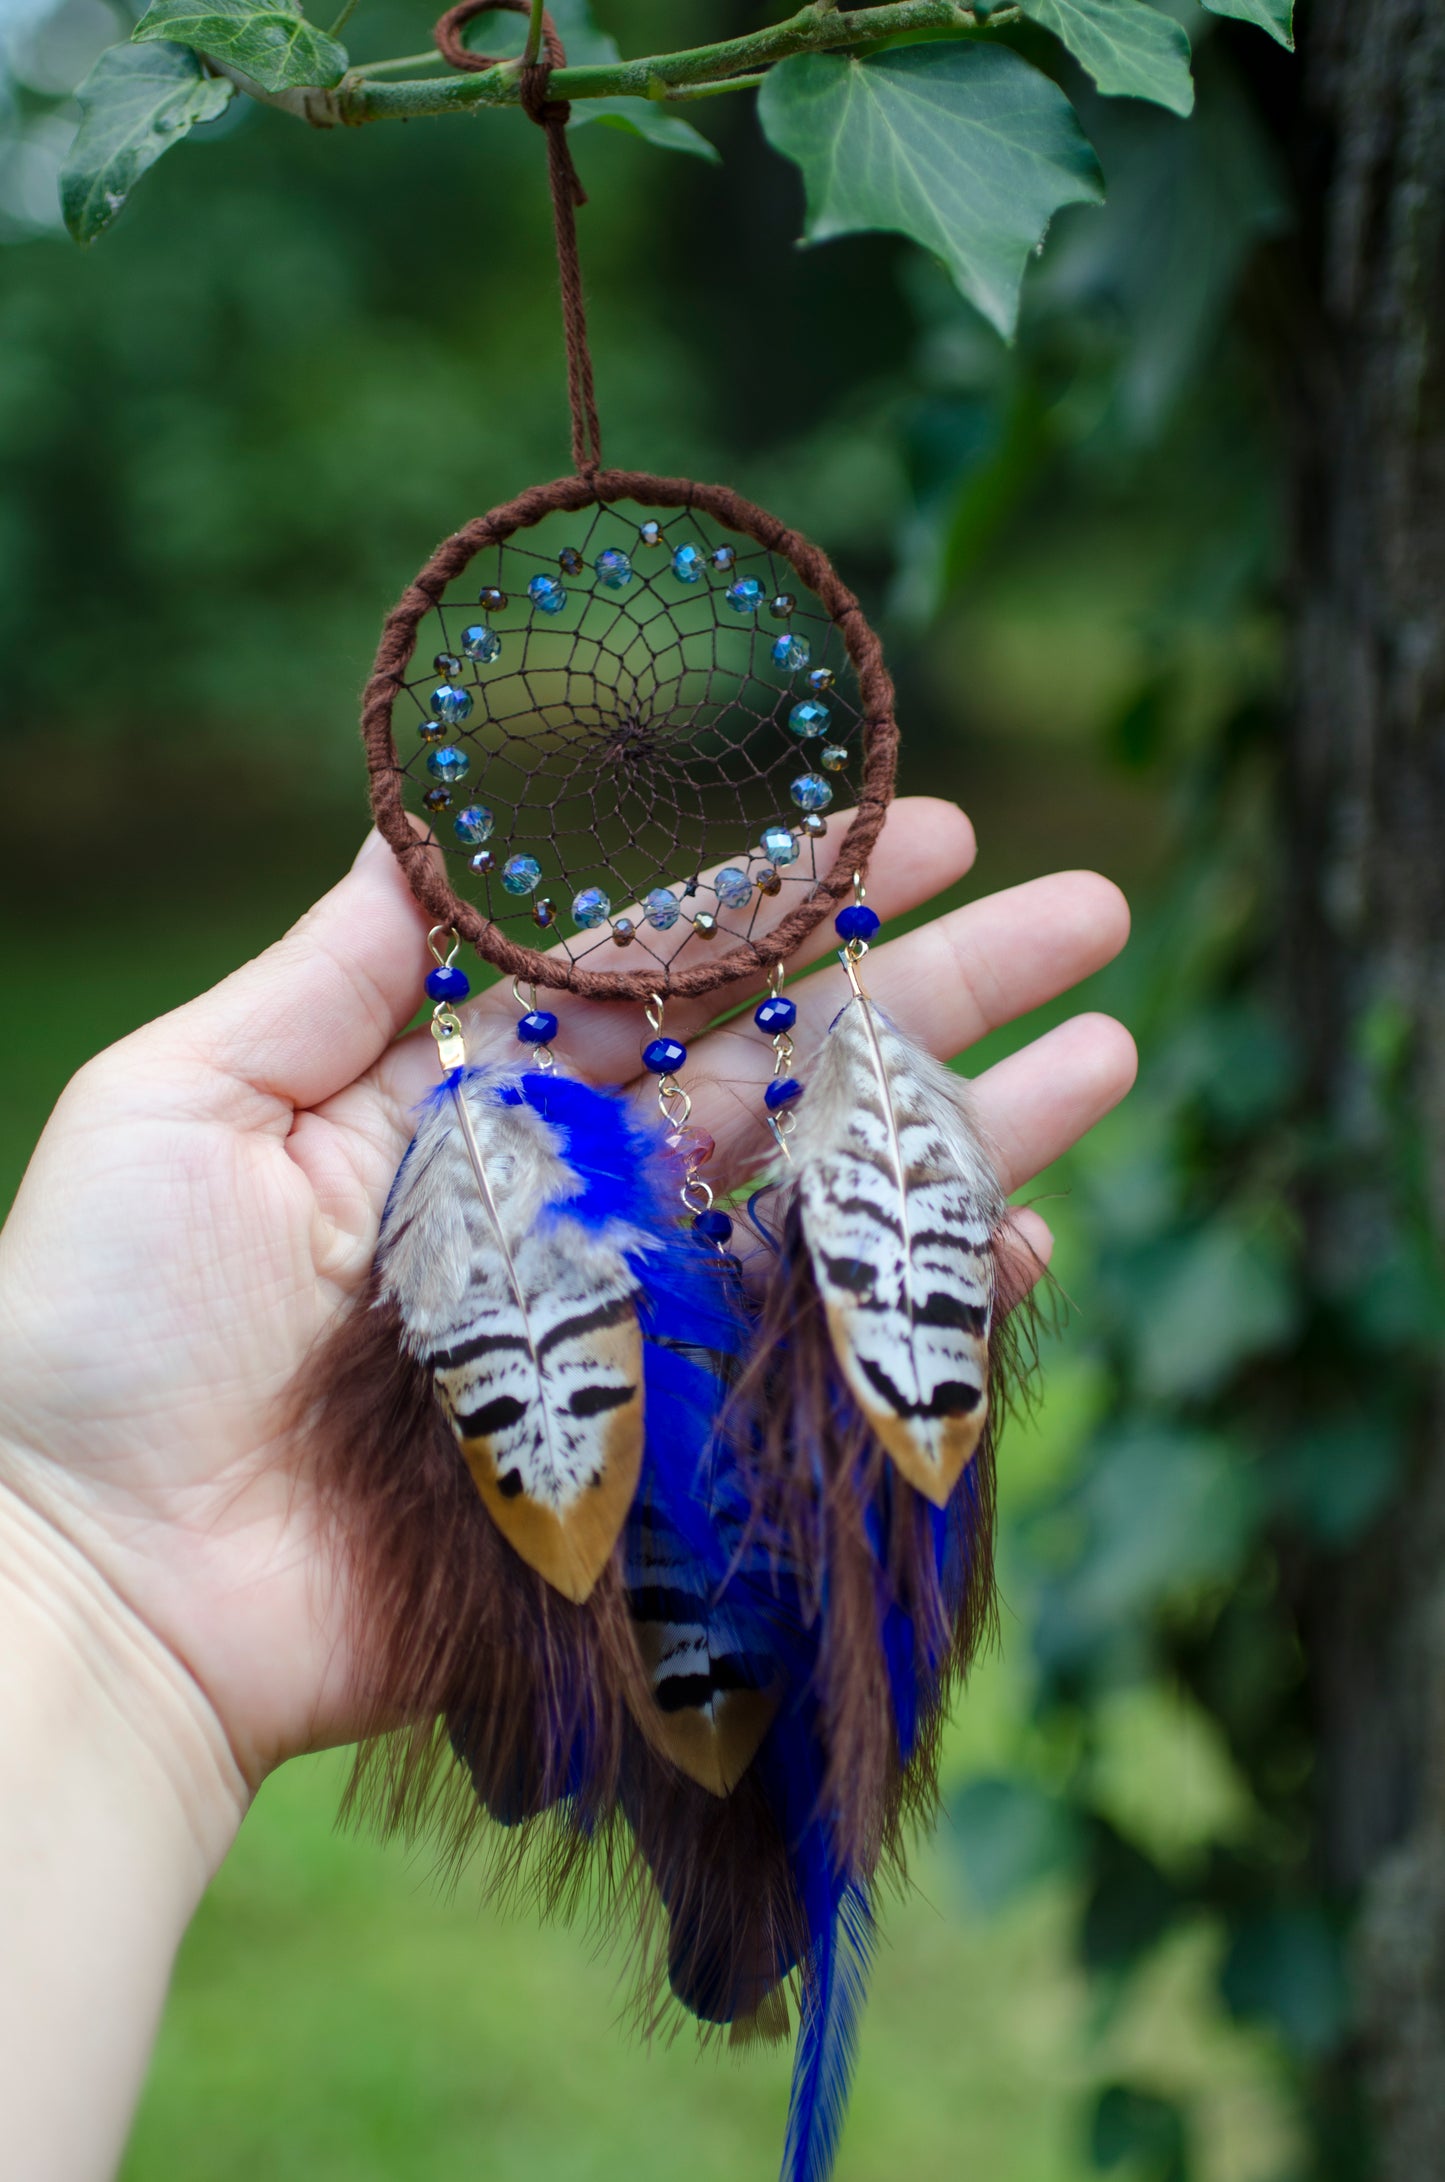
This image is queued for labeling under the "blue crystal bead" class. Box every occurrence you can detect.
[639,520,663,547]
[572,886,612,929]
[594,548,633,590]
[429,682,473,725]
[453,804,493,845]
[425,964,470,1004]
[501,854,542,895]
[426,746,469,784]
[760,824,800,866]
[672,543,705,584]
[643,1036,687,1075]
[820,744,849,772]
[644,887,680,930]
[836,904,881,943]
[725,576,764,615]
[791,773,833,813]
[461,623,501,664]
[714,867,752,909]
[807,666,836,694]
[517,1009,559,1045]
[788,699,830,738]
[468,849,494,877]
[693,1208,734,1245]
[772,633,811,672]
[711,545,736,571]
[765,1076,804,1111]
[755,996,797,1035]
[528,573,567,615]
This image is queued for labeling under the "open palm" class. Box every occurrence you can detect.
[0,801,1133,1791]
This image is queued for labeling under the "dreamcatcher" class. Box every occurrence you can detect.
[303,11,1022,2178]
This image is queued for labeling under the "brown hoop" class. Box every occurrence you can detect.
[362,468,899,1001]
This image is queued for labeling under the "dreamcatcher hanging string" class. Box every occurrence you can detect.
[434,0,604,476]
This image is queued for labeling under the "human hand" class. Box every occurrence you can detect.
[0,800,1134,1814]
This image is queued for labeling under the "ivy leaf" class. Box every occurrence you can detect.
[758,44,1104,339]
[132,0,348,94]
[1199,0,1294,49]
[526,0,718,161]
[1015,0,1194,116]
[61,41,233,245]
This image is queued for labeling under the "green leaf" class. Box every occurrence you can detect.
[1015,0,1194,116]
[61,41,233,245]
[132,0,347,94]
[1199,0,1294,48]
[758,43,1104,339]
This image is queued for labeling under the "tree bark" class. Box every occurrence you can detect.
[1289,4,1445,2172]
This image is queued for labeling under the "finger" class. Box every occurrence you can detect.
[151,830,434,1115]
[673,870,1131,1178]
[998,1206,1055,1309]
[970,1013,1137,1192]
[372,796,979,1112]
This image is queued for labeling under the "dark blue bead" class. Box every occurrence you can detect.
[835,904,881,943]
[754,996,797,1035]
[764,1076,804,1111]
[642,1036,688,1074]
[517,1010,559,1045]
[425,965,470,1004]
[694,1209,734,1244]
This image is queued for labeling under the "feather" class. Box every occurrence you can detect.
[792,996,1006,1506]
[378,1067,646,1602]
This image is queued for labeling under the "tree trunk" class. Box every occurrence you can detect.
[1289,4,1445,2172]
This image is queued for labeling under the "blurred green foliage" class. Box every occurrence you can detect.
[1,2,1423,2178]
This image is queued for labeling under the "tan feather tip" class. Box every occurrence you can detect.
[639,1686,779,1798]
[866,1400,988,1507]
[461,1409,644,1603]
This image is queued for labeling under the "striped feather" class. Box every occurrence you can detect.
[378,1068,645,1602]
[793,998,1005,1507]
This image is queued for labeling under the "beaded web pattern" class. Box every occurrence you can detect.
[394,498,863,984]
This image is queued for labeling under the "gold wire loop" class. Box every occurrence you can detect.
[680,1176,714,1216]
[644,992,666,1036]
[427,924,461,969]
[851,870,867,904]
[511,974,540,1014]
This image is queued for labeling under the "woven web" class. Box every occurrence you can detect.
[394,498,864,983]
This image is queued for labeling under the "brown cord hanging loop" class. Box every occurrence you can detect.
[433,0,603,477]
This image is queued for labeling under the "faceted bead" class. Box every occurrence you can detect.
[527,573,567,615]
[725,576,764,615]
[477,585,508,612]
[807,666,836,694]
[693,1208,734,1244]
[453,804,494,845]
[425,964,470,1004]
[769,593,796,620]
[820,744,849,773]
[644,886,680,930]
[672,543,705,585]
[638,519,663,548]
[643,1036,688,1074]
[461,623,501,663]
[791,773,833,813]
[765,1076,804,1112]
[430,682,473,725]
[434,651,463,678]
[772,633,811,672]
[422,786,450,812]
[755,866,782,897]
[611,917,636,946]
[802,812,828,837]
[836,904,881,943]
[594,547,633,590]
[788,699,830,738]
[533,898,556,929]
[418,719,448,744]
[711,544,737,572]
[558,546,585,575]
[517,1009,559,1044]
[501,853,542,894]
[714,866,752,909]
[571,885,612,930]
[755,995,797,1034]
[760,824,800,866]
[665,1125,714,1169]
[467,848,495,877]
[692,910,719,937]
[426,745,469,783]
